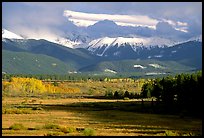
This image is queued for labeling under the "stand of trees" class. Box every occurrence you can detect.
[105,90,141,99]
[2,77,80,95]
[141,71,202,117]
[2,74,112,82]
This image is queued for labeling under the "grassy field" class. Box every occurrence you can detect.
[48,80,143,96]
[2,96,202,136]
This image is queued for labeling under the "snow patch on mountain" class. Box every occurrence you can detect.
[104,69,117,74]
[133,64,147,69]
[113,51,121,56]
[53,38,81,48]
[2,29,24,39]
[168,35,202,46]
[188,35,202,42]
[145,72,166,75]
[154,55,163,58]
[171,50,177,53]
[148,64,166,69]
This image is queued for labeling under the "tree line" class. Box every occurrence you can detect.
[2,73,143,82]
[141,71,202,117]
[2,74,107,82]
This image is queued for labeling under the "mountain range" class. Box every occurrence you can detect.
[2,21,202,77]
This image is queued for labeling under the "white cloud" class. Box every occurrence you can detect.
[63,10,159,29]
[3,2,200,40]
[64,10,189,32]
[175,27,188,33]
[162,19,188,33]
[177,21,188,26]
[10,25,61,41]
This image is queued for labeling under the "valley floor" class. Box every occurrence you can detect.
[2,97,202,136]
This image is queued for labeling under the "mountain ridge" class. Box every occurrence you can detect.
[2,28,202,76]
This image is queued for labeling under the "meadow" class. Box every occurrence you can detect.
[2,78,202,136]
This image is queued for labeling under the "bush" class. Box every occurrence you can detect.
[123,97,129,100]
[124,91,130,98]
[9,123,26,130]
[113,91,119,99]
[32,107,44,111]
[44,131,64,136]
[2,108,32,114]
[82,128,96,136]
[43,123,60,129]
[105,90,113,99]
[60,126,76,133]
[165,130,179,136]
[53,81,59,86]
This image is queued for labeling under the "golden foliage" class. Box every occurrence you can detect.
[2,77,80,94]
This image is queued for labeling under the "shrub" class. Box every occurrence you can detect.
[43,123,60,129]
[82,128,96,136]
[9,123,26,130]
[29,99,37,103]
[60,126,76,133]
[105,90,113,99]
[129,92,135,99]
[123,97,129,100]
[44,131,64,136]
[2,108,32,114]
[114,91,120,99]
[53,81,59,86]
[124,91,130,98]
[165,130,179,136]
[32,107,44,111]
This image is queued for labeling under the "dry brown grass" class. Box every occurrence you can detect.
[2,97,202,136]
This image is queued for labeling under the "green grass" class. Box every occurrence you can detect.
[2,108,33,114]
[9,123,26,130]
[82,128,96,136]
[2,50,74,74]
[43,123,61,129]
[59,126,76,133]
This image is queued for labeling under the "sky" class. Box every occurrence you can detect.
[2,2,202,40]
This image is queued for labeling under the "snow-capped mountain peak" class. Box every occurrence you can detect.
[88,36,176,49]
[188,35,202,42]
[2,29,82,49]
[86,36,177,56]
[51,37,81,49]
[2,29,24,39]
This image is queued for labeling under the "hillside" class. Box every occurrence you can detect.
[2,50,76,74]
[2,39,99,69]
[79,59,195,74]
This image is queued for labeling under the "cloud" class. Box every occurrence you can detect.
[156,22,175,34]
[63,10,190,33]
[2,2,201,41]
[2,2,71,40]
[155,21,191,40]
[63,10,159,29]
[161,19,188,33]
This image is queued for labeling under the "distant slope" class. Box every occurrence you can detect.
[79,59,195,74]
[84,40,202,70]
[161,41,202,69]
[2,38,201,75]
[2,39,99,69]
[2,50,76,74]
